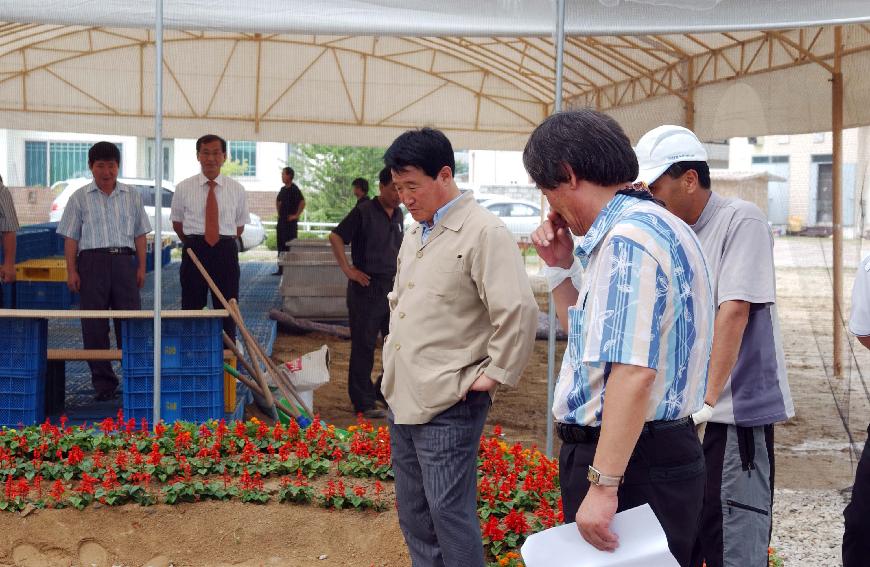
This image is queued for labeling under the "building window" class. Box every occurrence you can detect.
[25,141,47,186]
[228,141,257,177]
[25,141,122,187]
[813,132,826,143]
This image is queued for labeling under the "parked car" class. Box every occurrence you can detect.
[479,198,541,241]
[48,177,266,251]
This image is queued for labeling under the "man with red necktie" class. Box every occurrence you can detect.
[171,134,250,339]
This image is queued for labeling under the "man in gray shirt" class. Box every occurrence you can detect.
[635,125,794,567]
[58,142,151,401]
[0,174,19,300]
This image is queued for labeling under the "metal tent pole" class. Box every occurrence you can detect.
[152,0,164,424]
[545,0,566,459]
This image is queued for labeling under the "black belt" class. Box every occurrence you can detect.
[186,234,236,242]
[556,416,693,444]
[81,247,134,255]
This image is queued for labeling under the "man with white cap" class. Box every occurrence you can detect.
[635,125,794,567]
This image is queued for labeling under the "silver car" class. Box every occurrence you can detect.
[48,177,266,251]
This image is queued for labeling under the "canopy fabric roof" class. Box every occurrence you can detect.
[0,1,869,149]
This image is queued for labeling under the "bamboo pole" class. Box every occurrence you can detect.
[229,298,313,417]
[222,334,298,418]
[183,248,278,411]
[833,25,844,378]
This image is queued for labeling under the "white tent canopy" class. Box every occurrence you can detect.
[1,1,869,149]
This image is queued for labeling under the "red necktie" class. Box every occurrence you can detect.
[205,179,219,246]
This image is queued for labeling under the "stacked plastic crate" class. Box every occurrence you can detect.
[0,318,47,428]
[145,235,175,272]
[4,223,78,309]
[121,318,225,423]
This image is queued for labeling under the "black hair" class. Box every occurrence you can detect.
[351,177,369,195]
[88,141,121,166]
[522,109,638,190]
[383,127,455,179]
[662,161,711,189]
[378,166,392,186]
[282,166,295,178]
[196,134,227,153]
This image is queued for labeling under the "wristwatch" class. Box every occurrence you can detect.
[587,465,623,487]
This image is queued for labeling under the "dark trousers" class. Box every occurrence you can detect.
[180,237,239,339]
[78,251,141,394]
[692,423,775,567]
[560,419,705,567]
[388,392,491,567]
[347,277,391,412]
[844,424,870,567]
[275,221,297,274]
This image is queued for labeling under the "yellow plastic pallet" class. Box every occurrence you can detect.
[15,258,67,282]
[224,355,237,413]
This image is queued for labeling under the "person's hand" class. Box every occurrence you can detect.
[344,266,371,287]
[0,263,15,283]
[468,373,498,393]
[576,484,619,552]
[136,266,146,289]
[531,210,574,269]
[67,270,81,293]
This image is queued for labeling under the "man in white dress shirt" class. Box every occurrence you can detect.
[171,134,249,339]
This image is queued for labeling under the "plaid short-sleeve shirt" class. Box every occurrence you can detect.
[553,194,714,426]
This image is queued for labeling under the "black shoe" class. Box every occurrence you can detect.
[361,408,386,420]
[94,390,119,402]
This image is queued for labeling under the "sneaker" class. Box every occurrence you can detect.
[361,408,386,420]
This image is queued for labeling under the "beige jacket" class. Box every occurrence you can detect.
[381,192,538,424]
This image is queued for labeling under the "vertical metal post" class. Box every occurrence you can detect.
[152,0,164,424]
[833,26,844,378]
[546,0,566,459]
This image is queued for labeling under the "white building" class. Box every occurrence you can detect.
[729,128,870,236]
[0,129,291,193]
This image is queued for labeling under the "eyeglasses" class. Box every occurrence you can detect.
[198,151,224,159]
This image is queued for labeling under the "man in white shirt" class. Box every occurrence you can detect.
[171,134,249,339]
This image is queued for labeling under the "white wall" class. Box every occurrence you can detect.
[171,138,288,192]
[468,150,529,187]
[3,130,138,186]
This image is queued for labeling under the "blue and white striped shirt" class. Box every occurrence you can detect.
[57,181,152,250]
[553,194,714,426]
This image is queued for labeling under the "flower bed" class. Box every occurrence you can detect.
[0,414,782,567]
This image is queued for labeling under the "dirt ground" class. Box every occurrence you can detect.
[2,237,869,566]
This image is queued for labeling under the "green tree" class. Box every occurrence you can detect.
[220,158,249,177]
[289,145,385,222]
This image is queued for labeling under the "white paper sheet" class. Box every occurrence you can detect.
[520,504,680,567]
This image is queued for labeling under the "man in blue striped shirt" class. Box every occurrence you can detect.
[58,142,152,401]
[526,110,714,566]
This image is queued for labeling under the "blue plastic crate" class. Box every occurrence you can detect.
[144,242,174,272]
[123,371,224,423]
[0,373,45,430]
[121,318,224,378]
[0,319,47,379]
[21,223,64,256]
[15,281,78,309]
[13,230,55,263]
[1,283,12,308]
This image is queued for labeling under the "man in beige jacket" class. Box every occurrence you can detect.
[381,127,538,567]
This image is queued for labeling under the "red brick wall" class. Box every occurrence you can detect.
[246,191,280,222]
[7,186,57,225]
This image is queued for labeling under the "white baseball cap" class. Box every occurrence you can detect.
[635,125,708,187]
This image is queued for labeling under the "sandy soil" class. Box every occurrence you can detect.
[1,237,868,566]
